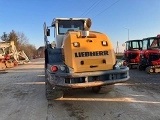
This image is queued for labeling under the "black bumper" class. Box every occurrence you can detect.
[46,67,130,89]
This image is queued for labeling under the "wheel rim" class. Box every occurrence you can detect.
[149,68,154,73]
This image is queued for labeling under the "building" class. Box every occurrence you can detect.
[37,46,45,58]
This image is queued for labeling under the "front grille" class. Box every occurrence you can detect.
[65,77,85,84]
[149,53,160,62]
[64,73,127,84]
[128,53,138,59]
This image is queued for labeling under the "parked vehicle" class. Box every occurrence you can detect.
[124,39,142,69]
[44,18,130,99]
[0,40,29,70]
[138,34,160,73]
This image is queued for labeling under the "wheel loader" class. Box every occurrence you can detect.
[44,18,130,100]
[124,39,142,69]
[138,34,160,73]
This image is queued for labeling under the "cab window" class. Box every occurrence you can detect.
[58,20,84,34]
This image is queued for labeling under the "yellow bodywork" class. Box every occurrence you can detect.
[63,31,116,73]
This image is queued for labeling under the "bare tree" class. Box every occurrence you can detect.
[22,44,37,59]
[17,32,28,46]
[8,30,19,45]
[5,30,37,59]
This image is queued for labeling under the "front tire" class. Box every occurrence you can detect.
[45,80,63,100]
[92,86,101,93]
[92,85,114,94]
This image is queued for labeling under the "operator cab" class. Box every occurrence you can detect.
[49,18,88,48]
[138,34,160,72]
[142,35,160,50]
[125,39,142,50]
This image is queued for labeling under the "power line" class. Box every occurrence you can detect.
[80,0,103,17]
[92,0,121,19]
[89,0,111,18]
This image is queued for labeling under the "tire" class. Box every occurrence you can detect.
[145,66,154,74]
[92,86,101,93]
[92,85,114,94]
[100,85,114,93]
[138,64,145,71]
[45,80,63,100]
[128,64,132,69]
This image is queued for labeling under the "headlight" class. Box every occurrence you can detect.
[101,41,108,46]
[60,66,65,71]
[113,60,126,69]
[73,42,80,47]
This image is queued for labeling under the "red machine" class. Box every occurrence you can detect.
[0,40,29,70]
[138,34,160,73]
[0,47,17,70]
[124,39,142,69]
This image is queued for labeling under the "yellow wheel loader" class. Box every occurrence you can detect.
[44,18,130,100]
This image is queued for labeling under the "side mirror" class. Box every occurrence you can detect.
[47,29,50,36]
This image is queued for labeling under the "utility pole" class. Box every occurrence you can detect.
[116,41,119,54]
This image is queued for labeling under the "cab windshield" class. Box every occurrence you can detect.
[143,37,160,49]
[126,40,142,50]
[58,20,84,35]
[149,38,160,48]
